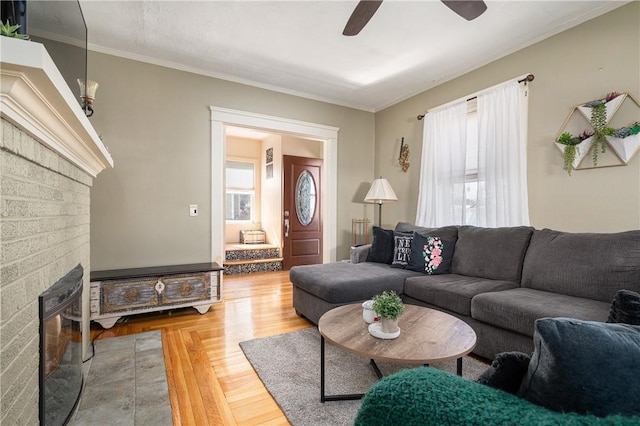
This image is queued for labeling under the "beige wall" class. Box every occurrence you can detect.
[374,2,640,232]
[261,134,284,247]
[282,135,324,158]
[88,53,375,269]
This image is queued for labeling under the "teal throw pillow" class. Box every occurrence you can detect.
[518,317,640,417]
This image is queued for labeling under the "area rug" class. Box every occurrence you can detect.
[239,327,489,426]
[70,331,172,425]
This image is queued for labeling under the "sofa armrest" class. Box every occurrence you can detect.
[355,368,638,426]
[350,244,371,264]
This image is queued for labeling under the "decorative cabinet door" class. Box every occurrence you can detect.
[101,279,159,313]
[161,273,211,304]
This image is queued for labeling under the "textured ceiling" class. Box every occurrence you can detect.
[32,1,631,112]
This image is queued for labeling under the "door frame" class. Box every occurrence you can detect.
[210,106,338,266]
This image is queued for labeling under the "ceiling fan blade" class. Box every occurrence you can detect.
[441,0,487,21]
[343,0,383,36]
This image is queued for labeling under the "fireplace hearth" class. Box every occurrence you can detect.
[39,264,84,426]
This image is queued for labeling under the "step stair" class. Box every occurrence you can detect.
[224,244,283,275]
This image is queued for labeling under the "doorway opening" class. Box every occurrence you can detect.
[210,107,339,269]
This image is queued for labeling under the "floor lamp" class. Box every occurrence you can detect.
[364,177,398,227]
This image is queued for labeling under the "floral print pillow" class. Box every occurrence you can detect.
[407,232,457,275]
[422,237,444,274]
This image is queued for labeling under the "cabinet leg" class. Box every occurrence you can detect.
[93,317,119,329]
[194,304,212,314]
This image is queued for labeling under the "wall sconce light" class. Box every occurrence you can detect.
[399,137,409,172]
[77,78,99,117]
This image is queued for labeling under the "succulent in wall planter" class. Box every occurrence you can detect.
[612,122,640,139]
[1,20,29,40]
[582,92,621,166]
[557,131,592,175]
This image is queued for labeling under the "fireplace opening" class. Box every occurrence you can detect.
[39,264,84,426]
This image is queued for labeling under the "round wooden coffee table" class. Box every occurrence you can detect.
[317,303,477,401]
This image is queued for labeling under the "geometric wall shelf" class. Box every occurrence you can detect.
[555,92,640,172]
[608,134,640,164]
[577,94,625,125]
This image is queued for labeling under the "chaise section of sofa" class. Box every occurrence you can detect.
[290,261,423,324]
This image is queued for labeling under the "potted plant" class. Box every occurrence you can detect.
[1,20,29,40]
[372,290,405,334]
[556,130,592,175]
[582,92,621,166]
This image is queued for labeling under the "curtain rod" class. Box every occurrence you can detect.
[417,73,534,120]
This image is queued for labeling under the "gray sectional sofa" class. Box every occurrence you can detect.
[290,222,640,359]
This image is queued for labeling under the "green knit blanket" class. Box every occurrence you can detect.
[354,367,639,425]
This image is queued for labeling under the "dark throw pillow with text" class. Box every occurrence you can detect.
[391,232,413,268]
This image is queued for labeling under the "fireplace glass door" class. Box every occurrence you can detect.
[39,264,84,426]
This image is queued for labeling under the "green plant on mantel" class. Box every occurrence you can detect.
[1,20,29,40]
[372,290,405,320]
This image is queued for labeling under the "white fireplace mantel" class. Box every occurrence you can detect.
[0,37,113,177]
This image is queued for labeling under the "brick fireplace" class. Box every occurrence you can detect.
[0,37,112,424]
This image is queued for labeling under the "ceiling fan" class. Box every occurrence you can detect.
[343,0,488,36]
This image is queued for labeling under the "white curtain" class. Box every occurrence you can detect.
[476,81,530,226]
[415,101,468,227]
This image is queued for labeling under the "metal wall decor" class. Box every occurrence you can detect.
[398,137,409,172]
[555,92,640,174]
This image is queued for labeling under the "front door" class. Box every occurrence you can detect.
[282,155,323,269]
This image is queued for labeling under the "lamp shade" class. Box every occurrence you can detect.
[364,177,398,204]
[77,79,99,101]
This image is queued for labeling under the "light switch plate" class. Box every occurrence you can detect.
[189,204,198,216]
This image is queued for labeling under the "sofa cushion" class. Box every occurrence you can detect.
[521,228,640,302]
[366,227,395,264]
[406,233,456,275]
[608,289,640,325]
[471,288,610,337]
[477,351,531,395]
[404,274,518,316]
[289,262,422,304]
[391,231,413,268]
[394,222,459,240]
[519,318,640,417]
[451,226,534,283]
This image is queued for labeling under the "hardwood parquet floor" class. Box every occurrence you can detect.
[91,270,312,425]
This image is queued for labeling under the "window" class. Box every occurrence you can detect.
[226,160,255,222]
[416,79,529,228]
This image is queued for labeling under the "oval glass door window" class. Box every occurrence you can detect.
[295,170,316,226]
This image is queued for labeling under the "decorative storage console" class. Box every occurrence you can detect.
[89,262,223,328]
